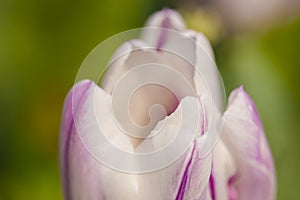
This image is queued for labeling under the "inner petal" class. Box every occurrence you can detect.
[129,83,179,133]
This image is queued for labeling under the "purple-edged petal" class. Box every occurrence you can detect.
[60,80,94,200]
[141,9,187,50]
[60,80,136,200]
[177,138,212,200]
[144,8,186,31]
[221,86,276,200]
[60,80,213,200]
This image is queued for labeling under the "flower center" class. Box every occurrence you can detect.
[129,83,179,127]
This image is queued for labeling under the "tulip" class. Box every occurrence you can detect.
[60,9,276,200]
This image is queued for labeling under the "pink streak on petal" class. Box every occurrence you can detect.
[176,142,196,200]
[227,173,239,200]
[209,168,216,200]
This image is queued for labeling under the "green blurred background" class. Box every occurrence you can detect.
[0,0,299,199]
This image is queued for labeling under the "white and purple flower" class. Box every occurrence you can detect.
[60,9,276,200]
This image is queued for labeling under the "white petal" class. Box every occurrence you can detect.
[100,39,150,93]
[60,80,137,200]
[210,140,237,200]
[61,80,213,199]
[182,30,215,60]
[135,96,213,199]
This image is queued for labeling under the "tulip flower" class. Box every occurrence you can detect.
[60,9,276,200]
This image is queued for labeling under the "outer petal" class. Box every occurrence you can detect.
[60,80,213,200]
[221,86,276,200]
[60,80,137,200]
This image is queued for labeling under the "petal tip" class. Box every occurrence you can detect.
[238,85,244,91]
[145,8,186,31]
[227,86,264,131]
